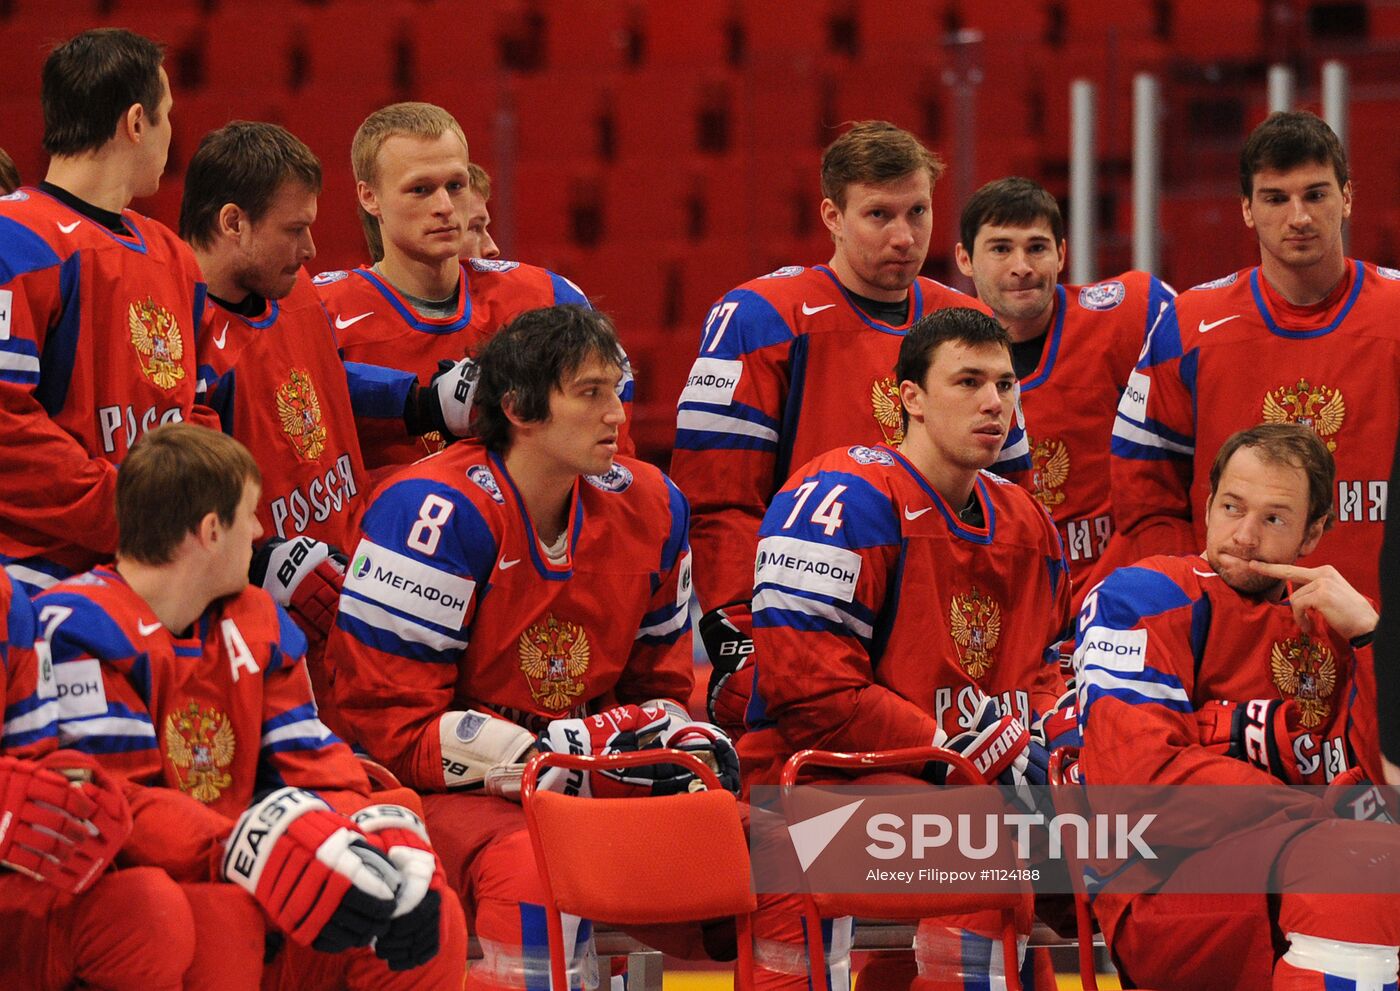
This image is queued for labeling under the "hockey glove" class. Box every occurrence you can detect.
[423,355,480,440]
[1194,698,1319,784]
[0,751,131,894]
[1032,689,1082,755]
[700,602,756,738]
[926,694,1049,807]
[223,787,401,953]
[660,720,741,795]
[1324,766,1399,823]
[249,537,348,651]
[535,702,695,798]
[351,804,444,971]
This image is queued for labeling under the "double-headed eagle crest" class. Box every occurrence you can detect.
[1270,635,1337,729]
[871,376,905,445]
[949,587,1002,678]
[1030,436,1070,510]
[128,297,184,390]
[164,701,235,803]
[276,368,328,461]
[519,614,591,711]
[1261,379,1345,452]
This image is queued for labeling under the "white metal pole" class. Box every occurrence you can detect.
[1267,65,1295,114]
[1132,73,1161,275]
[1322,60,1349,153]
[1070,79,1097,285]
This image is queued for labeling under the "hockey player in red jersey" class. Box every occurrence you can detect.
[0,569,192,991]
[363,160,500,264]
[37,424,466,990]
[316,101,632,477]
[1076,423,1400,990]
[956,178,1174,605]
[328,305,732,991]
[740,308,1072,991]
[1111,111,1399,599]
[0,28,217,595]
[669,121,1023,738]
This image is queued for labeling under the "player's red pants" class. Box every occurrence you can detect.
[1103,818,1400,991]
[178,880,467,990]
[0,866,196,990]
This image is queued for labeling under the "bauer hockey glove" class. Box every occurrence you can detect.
[535,701,698,798]
[1194,698,1325,785]
[418,355,480,440]
[223,787,401,953]
[699,601,756,738]
[351,804,445,971]
[0,751,131,894]
[249,537,347,651]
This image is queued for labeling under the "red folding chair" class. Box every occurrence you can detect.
[522,749,757,991]
[1049,747,1099,990]
[782,747,1027,991]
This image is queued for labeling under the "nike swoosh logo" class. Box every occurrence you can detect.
[213,321,229,350]
[1197,315,1240,334]
[801,302,836,315]
[137,620,163,635]
[335,312,373,329]
[1193,568,1216,577]
[57,220,80,234]
[904,505,932,520]
[498,558,521,571]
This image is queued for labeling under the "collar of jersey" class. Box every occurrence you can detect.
[212,295,280,329]
[92,565,209,651]
[1017,283,1068,392]
[1248,260,1363,340]
[37,188,149,253]
[488,451,585,580]
[353,265,473,333]
[881,444,996,544]
[813,265,924,334]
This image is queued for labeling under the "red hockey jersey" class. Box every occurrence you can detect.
[670,264,1023,612]
[329,441,694,791]
[1016,272,1174,597]
[37,568,368,879]
[0,188,213,590]
[745,443,1071,771]
[313,259,632,477]
[197,271,368,548]
[1110,261,1400,598]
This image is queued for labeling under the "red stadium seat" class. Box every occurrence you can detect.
[407,0,500,87]
[781,747,1026,991]
[541,0,633,71]
[644,0,737,67]
[507,72,611,165]
[202,9,306,96]
[301,1,408,94]
[521,749,757,991]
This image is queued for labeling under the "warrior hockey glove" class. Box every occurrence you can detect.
[0,751,131,894]
[536,702,697,798]
[352,804,445,971]
[224,787,401,952]
[926,694,1049,795]
[1195,698,1318,784]
[700,602,756,738]
[249,537,348,651]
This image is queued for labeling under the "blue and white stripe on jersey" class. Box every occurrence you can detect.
[753,470,899,644]
[337,479,495,664]
[4,578,57,749]
[1073,566,1195,727]
[674,289,795,455]
[0,216,61,390]
[635,476,692,646]
[261,701,337,755]
[270,605,308,672]
[58,699,157,755]
[1110,303,1198,463]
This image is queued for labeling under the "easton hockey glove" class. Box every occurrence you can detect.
[0,751,131,894]
[223,788,401,952]
[1195,698,1322,784]
[352,804,444,971]
[249,537,347,650]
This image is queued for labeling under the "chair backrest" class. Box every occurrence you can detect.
[530,788,757,923]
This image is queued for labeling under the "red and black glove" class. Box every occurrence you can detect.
[1195,698,1318,784]
[249,537,347,651]
[352,804,445,971]
[0,750,131,893]
[223,788,401,952]
[699,602,755,738]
